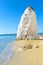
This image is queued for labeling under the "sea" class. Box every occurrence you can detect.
[0,34,16,54]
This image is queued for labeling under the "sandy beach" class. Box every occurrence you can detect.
[9,39,43,65]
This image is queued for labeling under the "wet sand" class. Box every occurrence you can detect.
[9,40,43,65]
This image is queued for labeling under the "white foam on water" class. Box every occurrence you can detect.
[0,42,14,65]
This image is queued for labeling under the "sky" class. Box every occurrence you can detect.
[0,0,43,34]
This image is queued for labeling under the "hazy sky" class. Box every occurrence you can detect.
[0,0,43,34]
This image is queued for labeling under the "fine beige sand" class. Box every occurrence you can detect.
[9,40,43,65]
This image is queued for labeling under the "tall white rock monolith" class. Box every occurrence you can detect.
[17,7,39,39]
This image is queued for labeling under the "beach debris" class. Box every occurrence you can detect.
[22,44,33,50]
[33,44,39,48]
[18,48,23,51]
[22,43,39,51]
[16,6,39,40]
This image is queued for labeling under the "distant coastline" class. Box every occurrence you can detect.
[0,34,16,36]
[0,33,43,36]
[38,33,43,35]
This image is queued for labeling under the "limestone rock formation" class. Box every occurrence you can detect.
[17,7,39,39]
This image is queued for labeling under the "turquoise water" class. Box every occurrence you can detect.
[0,34,16,54]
